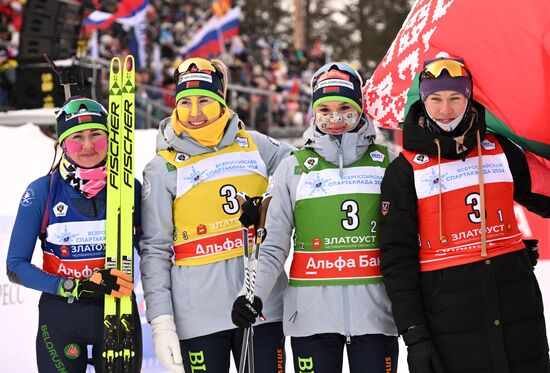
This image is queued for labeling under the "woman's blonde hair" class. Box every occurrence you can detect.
[210,59,229,98]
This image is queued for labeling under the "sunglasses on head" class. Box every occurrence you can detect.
[420,59,470,80]
[176,57,219,75]
[311,62,363,91]
[56,98,108,120]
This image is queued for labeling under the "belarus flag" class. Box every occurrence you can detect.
[363,0,550,161]
[323,87,340,93]
[363,0,550,255]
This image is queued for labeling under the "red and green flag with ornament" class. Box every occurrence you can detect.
[363,0,550,256]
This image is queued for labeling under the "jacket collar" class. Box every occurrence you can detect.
[303,114,376,166]
[156,112,242,155]
[403,100,486,160]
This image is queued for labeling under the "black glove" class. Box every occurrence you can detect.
[239,197,261,228]
[407,339,445,373]
[403,325,445,373]
[59,269,133,300]
[231,295,263,328]
[524,239,539,267]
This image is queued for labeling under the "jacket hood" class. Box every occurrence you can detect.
[155,111,242,155]
[302,113,376,166]
[403,100,486,159]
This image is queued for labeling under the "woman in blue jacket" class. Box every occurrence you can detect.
[6,96,142,372]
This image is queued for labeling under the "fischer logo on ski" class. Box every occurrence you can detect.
[103,55,136,372]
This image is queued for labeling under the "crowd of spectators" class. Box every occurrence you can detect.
[90,0,331,132]
[0,0,352,135]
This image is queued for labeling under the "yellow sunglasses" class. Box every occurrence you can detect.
[176,57,217,74]
[421,59,470,79]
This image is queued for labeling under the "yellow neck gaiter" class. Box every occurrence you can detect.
[171,108,230,147]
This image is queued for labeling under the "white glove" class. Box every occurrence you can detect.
[150,315,184,373]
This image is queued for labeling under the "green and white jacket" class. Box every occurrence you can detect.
[254,117,398,338]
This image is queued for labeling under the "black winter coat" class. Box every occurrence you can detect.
[380,100,550,373]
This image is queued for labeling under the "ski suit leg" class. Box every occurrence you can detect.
[180,329,232,373]
[36,293,94,373]
[346,334,398,373]
[290,333,345,373]
[231,322,286,372]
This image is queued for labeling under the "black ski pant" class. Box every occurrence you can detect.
[291,333,398,373]
[36,292,142,372]
[180,321,285,372]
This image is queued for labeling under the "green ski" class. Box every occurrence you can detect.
[104,55,136,372]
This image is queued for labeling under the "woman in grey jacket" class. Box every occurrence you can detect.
[232,62,398,373]
[140,57,294,373]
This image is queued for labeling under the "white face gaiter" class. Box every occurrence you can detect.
[428,105,467,132]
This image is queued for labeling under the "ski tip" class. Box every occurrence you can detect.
[124,55,135,72]
[110,57,121,73]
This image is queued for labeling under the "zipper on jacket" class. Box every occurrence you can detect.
[430,271,443,311]
[288,311,298,323]
[343,285,352,343]
[336,141,344,177]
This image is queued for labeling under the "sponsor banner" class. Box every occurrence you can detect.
[174,229,254,261]
[420,235,524,272]
[46,220,106,246]
[296,166,385,201]
[289,249,382,281]
[175,151,266,198]
[413,154,513,199]
[314,79,355,92]
[178,73,213,84]
[42,253,104,280]
[0,282,24,306]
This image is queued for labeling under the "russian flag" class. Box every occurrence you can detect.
[180,6,241,58]
[83,0,148,31]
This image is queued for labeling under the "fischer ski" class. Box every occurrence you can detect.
[104,56,122,372]
[119,54,136,372]
[104,55,136,372]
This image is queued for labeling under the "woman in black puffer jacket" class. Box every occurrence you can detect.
[379,56,550,373]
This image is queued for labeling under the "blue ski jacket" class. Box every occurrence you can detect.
[6,170,141,295]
